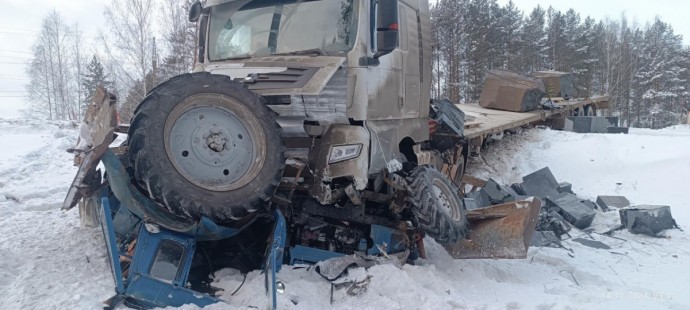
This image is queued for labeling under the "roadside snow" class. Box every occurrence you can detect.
[0,117,688,310]
[0,119,113,309]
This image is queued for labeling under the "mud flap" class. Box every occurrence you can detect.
[264,209,287,310]
[444,197,542,259]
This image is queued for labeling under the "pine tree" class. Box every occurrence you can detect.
[82,55,112,104]
[520,6,547,72]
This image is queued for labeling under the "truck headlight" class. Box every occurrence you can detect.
[329,144,362,163]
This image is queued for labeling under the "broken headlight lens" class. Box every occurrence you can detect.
[328,144,362,164]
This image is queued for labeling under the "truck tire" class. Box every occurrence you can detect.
[128,73,284,224]
[406,165,468,244]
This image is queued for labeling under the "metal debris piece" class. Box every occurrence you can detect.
[564,116,619,133]
[619,206,679,236]
[482,178,517,204]
[465,190,491,209]
[521,167,560,198]
[580,199,598,211]
[572,238,611,250]
[596,196,630,212]
[531,231,560,248]
[557,182,573,194]
[463,198,480,211]
[315,250,409,281]
[536,209,571,238]
[607,127,629,134]
[546,193,596,229]
[511,183,526,195]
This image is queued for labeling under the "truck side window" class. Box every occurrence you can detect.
[371,0,402,52]
[149,240,185,284]
[399,4,408,51]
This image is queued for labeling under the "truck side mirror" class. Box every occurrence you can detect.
[374,0,399,58]
[189,1,202,22]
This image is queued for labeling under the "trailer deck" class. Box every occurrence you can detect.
[460,95,610,139]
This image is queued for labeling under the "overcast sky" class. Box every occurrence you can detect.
[0,0,108,118]
[2,0,689,118]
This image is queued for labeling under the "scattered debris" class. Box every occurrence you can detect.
[564,117,594,133]
[572,238,611,250]
[463,197,480,211]
[315,250,409,281]
[465,190,490,209]
[564,116,623,134]
[546,193,596,229]
[463,167,679,252]
[607,127,629,134]
[619,206,679,236]
[580,199,598,211]
[535,209,571,239]
[531,231,560,247]
[521,167,560,198]
[596,196,630,211]
[482,178,516,204]
[511,183,526,195]
[557,182,573,194]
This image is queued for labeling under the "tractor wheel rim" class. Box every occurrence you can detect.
[164,94,265,192]
[432,179,461,222]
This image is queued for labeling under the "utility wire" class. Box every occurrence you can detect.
[0,49,33,54]
[0,55,33,60]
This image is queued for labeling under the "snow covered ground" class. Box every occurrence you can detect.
[0,117,689,310]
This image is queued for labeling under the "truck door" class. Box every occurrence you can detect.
[399,2,421,118]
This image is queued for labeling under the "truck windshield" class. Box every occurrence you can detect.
[208,0,357,61]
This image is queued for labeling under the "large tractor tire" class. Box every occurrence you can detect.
[407,165,468,244]
[128,73,284,224]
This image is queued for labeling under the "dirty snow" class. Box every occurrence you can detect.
[1,116,689,310]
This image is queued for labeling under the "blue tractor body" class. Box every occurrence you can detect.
[95,150,402,309]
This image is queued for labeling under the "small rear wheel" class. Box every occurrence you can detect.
[406,165,468,244]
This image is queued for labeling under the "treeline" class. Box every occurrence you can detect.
[26,0,196,122]
[432,0,690,128]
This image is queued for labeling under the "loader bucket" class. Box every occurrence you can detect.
[444,197,542,259]
[63,86,118,211]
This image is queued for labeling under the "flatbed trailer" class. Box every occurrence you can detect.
[458,95,610,152]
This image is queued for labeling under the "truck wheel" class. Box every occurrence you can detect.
[406,165,468,244]
[128,73,284,224]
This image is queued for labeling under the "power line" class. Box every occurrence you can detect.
[0,49,32,54]
[0,74,28,77]
[0,55,33,60]
[0,75,29,80]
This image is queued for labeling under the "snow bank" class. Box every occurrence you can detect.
[0,119,114,309]
[0,119,688,310]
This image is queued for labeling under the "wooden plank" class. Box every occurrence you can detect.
[464,121,482,129]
